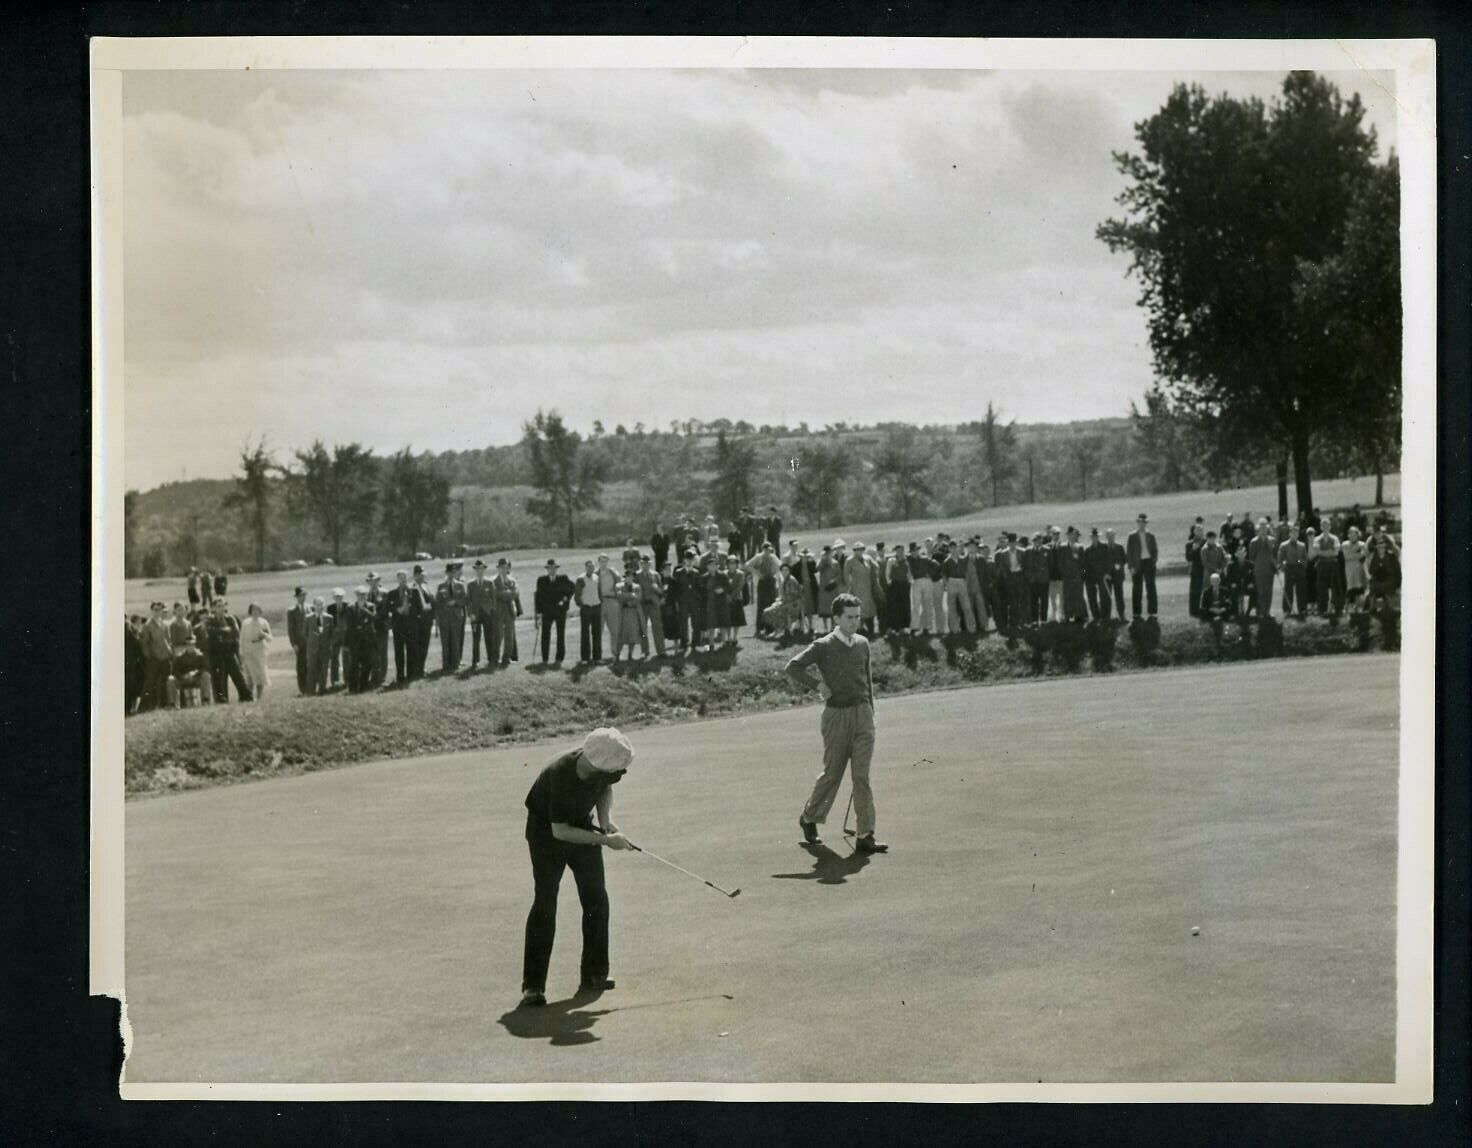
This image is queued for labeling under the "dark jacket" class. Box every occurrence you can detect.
[1125,530,1159,572]
[535,573,576,615]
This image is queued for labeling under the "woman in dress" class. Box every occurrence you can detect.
[1342,526,1368,609]
[725,556,748,645]
[615,572,643,662]
[705,557,730,650]
[239,602,272,698]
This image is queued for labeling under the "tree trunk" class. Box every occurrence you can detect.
[1373,446,1385,506]
[1276,458,1290,521]
[566,505,576,548]
[991,473,999,507]
[1290,430,1314,522]
[1027,458,1035,504]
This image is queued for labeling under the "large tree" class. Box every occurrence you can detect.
[1098,71,1389,516]
[872,426,934,519]
[1295,155,1402,505]
[1070,434,1104,502]
[222,438,277,571]
[973,402,1019,506]
[708,430,757,522]
[123,489,140,578]
[380,448,451,556]
[791,441,854,529]
[283,440,379,564]
[523,409,607,547]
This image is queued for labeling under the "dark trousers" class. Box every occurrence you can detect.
[1030,584,1048,623]
[1006,575,1029,630]
[1085,577,1109,620]
[674,601,696,649]
[1187,569,1204,617]
[522,833,609,994]
[348,642,375,693]
[579,606,602,662]
[1282,566,1308,615]
[141,657,172,712]
[392,623,410,682]
[1131,562,1158,617]
[411,617,434,677]
[1109,573,1126,617]
[293,644,309,694]
[210,652,254,702]
[541,609,568,663]
[886,581,911,630]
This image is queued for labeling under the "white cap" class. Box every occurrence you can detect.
[581,727,634,773]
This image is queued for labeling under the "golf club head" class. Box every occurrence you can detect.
[728,889,741,899]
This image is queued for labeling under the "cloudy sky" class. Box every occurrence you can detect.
[120,67,1396,490]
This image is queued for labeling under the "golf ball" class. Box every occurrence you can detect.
[1190,926,1201,936]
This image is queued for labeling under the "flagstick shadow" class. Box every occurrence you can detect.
[771,842,872,886]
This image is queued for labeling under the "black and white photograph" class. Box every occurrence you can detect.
[89,37,1436,1101]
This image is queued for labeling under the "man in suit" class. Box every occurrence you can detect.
[765,505,783,552]
[139,601,175,712]
[575,559,603,663]
[1046,526,1065,623]
[304,596,334,695]
[124,615,146,716]
[1185,518,1207,618]
[1200,529,1229,594]
[492,558,523,666]
[671,549,702,651]
[326,588,351,688]
[634,554,666,658]
[1247,518,1280,619]
[1125,513,1160,619]
[534,558,576,665]
[386,570,415,684]
[409,564,436,678]
[1025,533,1051,624]
[286,587,310,695]
[436,561,468,672]
[346,585,378,693]
[1083,528,1111,620]
[650,524,671,573]
[466,559,498,669]
[364,571,390,686]
[1104,528,1128,618]
[1200,571,1232,638]
[1278,524,1310,618]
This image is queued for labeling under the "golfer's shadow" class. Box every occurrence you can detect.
[497,992,611,1046]
[770,842,872,886]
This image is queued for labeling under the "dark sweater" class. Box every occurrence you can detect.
[785,631,874,708]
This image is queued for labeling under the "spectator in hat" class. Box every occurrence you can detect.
[724,552,747,644]
[186,567,201,608]
[171,633,210,706]
[384,571,413,684]
[409,564,436,678]
[884,543,912,635]
[535,559,576,665]
[1103,528,1128,618]
[670,549,702,652]
[167,601,193,654]
[304,596,334,695]
[1200,571,1232,638]
[1059,527,1088,622]
[492,558,523,666]
[1001,534,1030,631]
[1185,519,1206,618]
[466,559,497,670]
[1365,536,1402,609]
[205,599,253,703]
[765,505,783,551]
[345,586,379,693]
[613,568,644,662]
[843,542,881,637]
[1083,528,1111,620]
[1312,520,1343,616]
[1342,526,1369,607]
[1045,527,1065,622]
[519,727,636,1008]
[1025,533,1051,624]
[635,554,668,658]
[1200,529,1229,591]
[791,546,819,634]
[327,587,351,687]
[1125,513,1159,619]
[287,587,310,694]
[574,559,603,663]
[190,607,214,705]
[816,544,841,632]
[363,572,390,686]
[596,554,622,661]
[213,569,229,599]
[199,570,215,608]
[239,602,272,698]
[435,562,468,672]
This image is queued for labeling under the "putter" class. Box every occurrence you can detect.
[596,829,740,899]
[841,791,855,839]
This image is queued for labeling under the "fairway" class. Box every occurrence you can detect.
[124,655,1398,1085]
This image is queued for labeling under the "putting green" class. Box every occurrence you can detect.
[124,655,1398,1084]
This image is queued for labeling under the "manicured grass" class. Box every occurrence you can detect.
[123,656,1398,1084]
[124,607,1396,797]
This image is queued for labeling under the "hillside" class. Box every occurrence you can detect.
[124,415,1378,576]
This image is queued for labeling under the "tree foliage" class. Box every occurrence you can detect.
[380,448,451,556]
[872,426,934,519]
[523,409,608,547]
[221,437,277,571]
[283,440,379,565]
[970,402,1019,506]
[708,430,758,522]
[1098,71,1392,516]
[1069,434,1104,501]
[791,441,854,530]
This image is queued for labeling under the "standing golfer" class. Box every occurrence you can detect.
[786,593,887,854]
[520,727,635,1008]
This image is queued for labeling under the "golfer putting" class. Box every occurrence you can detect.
[519,727,636,1009]
[786,593,888,854]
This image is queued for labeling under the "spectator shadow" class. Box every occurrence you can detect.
[883,630,939,670]
[683,646,739,673]
[523,662,566,676]
[938,630,989,665]
[610,657,665,680]
[770,843,872,886]
[770,630,812,651]
[496,994,611,1047]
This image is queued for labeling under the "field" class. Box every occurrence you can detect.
[124,473,1398,640]
[123,655,1398,1085]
